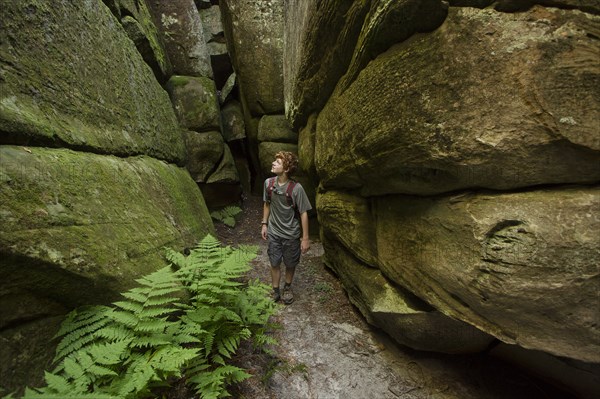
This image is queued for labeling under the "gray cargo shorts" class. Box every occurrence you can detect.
[267,233,301,268]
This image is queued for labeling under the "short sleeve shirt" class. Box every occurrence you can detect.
[263,178,312,240]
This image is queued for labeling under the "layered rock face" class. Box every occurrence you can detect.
[285,0,600,391]
[149,0,243,207]
[221,0,307,196]
[0,0,216,390]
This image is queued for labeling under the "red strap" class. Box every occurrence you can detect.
[286,180,296,208]
[266,177,276,202]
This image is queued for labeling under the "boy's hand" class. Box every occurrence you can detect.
[261,225,268,240]
[301,238,310,253]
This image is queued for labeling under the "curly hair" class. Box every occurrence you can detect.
[275,151,298,177]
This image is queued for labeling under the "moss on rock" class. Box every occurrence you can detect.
[0,0,184,163]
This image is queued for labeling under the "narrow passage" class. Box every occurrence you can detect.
[215,195,572,399]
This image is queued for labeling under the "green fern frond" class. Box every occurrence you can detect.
[54,306,110,339]
[53,315,112,362]
[29,234,275,399]
[210,206,242,227]
[113,301,143,313]
[93,325,132,342]
[107,310,138,327]
[130,336,171,348]
[87,341,129,365]
[135,318,170,333]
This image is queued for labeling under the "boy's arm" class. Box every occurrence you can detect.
[300,211,310,253]
[261,202,270,240]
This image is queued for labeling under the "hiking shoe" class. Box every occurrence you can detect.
[272,288,281,302]
[282,285,294,304]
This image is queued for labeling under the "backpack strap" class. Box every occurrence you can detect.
[285,180,297,209]
[266,177,276,203]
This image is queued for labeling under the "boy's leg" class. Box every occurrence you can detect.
[267,234,284,301]
[281,238,301,304]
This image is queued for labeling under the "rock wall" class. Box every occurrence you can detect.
[0,0,220,391]
[148,0,243,207]
[284,0,600,393]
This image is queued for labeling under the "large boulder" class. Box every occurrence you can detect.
[322,234,494,354]
[283,0,371,129]
[220,0,285,115]
[283,0,447,130]
[165,75,221,132]
[221,100,246,142]
[317,191,377,267]
[183,130,224,183]
[257,115,297,143]
[106,0,172,82]
[375,187,600,363]
[0,145,215,389]
[315,7,600,196]
[0,0,185,164]
[297,113,318,180]
[147,0,213,78]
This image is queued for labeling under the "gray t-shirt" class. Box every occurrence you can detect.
[263,178,312,239]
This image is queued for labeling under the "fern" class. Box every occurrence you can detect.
[210,205,242,227]
[19,234,277,399]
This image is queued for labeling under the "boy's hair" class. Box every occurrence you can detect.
[275,151,298,176]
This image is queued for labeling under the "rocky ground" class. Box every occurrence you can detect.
[212,195,574,399]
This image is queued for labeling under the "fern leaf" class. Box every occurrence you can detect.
[108,310,138,327]
[137,306,175,319]
[120,291,147,303]
[146,286,181,298]
[63,356,86,381]
[43,372,70,393]
[88,341,129,365]
[113,301,143,313]
[54,317,112,362]
[135,318,170,333]
[53,306,109,339]
[130,336,171,348]
[93,325,132,342]
[223,216,235,227]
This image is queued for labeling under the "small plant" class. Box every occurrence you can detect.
[210,206,242,228]
[313,282,334,303]
[20,235,277,399]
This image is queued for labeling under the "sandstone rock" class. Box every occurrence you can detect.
[219,72,237,104]
[317,191,378,267]
[338,0,448,94]
[183,130,224,182]
[0,0,184,163]
[207,144,240,184]
[298,113,318,180]
[0,145,214,387]
[113,0,172,82]
[449,0,600,14]
[147,0,213,77]
[220,0,284,115]
[316,7,600,196]
[166,75,221,132]
[198,5,227,57]
[375,187,600,363]
[322,234,494,354]
[493,0,600,15]
[221,100,246,142]
[258,142,299,177]
[257,115,297,143]
[283,0,371,129]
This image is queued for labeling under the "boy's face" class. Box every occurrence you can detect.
[271,158,286,175]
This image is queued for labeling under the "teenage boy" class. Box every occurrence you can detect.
[261,151,312,304]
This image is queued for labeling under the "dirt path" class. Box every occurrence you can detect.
[215,195,571,399]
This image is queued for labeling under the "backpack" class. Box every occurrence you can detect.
[266,177,297,209]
